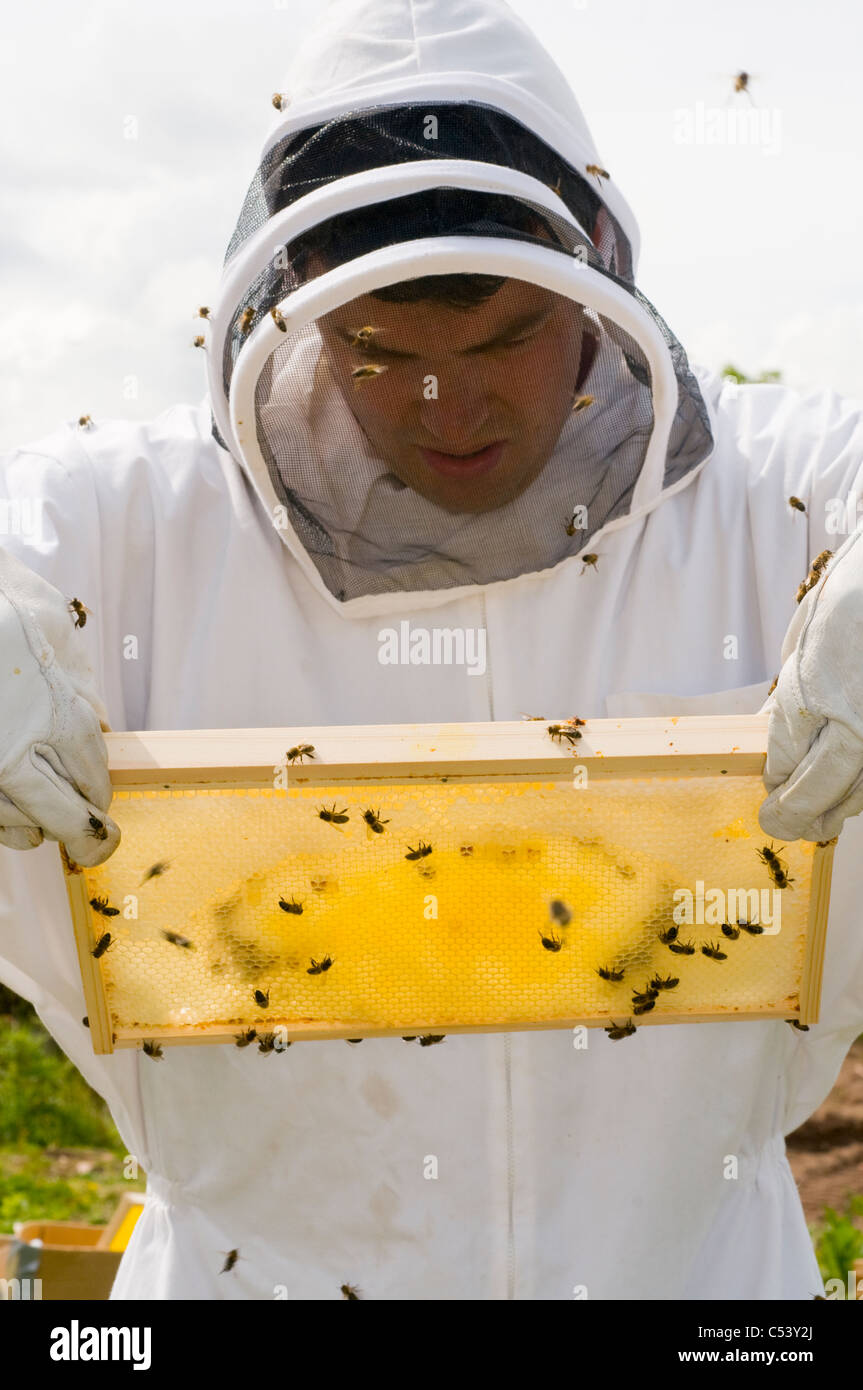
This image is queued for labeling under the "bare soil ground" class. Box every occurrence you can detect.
[787,1038,863,1223]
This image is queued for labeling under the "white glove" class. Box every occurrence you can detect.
[759,526,863,842]
[0,547,119,866]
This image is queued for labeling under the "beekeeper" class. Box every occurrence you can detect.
[1,0,862,1301]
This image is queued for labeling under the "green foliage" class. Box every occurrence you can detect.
[0,1021,121,1150]
[0,982,36,1023]
[0,1149,145,1233]
[721,363,782,385]
[811,1197,863,1284]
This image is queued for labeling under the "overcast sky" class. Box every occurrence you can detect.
[1,0,861,450]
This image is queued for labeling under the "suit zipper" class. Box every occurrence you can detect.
[478,589,515,1299]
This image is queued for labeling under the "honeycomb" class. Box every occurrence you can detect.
[67,775,821,1047]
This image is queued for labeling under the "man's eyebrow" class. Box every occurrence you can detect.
[335,307,554,357]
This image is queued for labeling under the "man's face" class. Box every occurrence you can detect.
[317,279,586,514]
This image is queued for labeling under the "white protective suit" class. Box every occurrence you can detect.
[2,0,863,1301]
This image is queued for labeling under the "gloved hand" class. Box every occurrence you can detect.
[0,547,119,866]
[759,526,863,842]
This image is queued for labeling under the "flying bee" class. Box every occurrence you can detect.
[668,939,696,955]
[278,896,304,915]
[549,899,572,926]
[142,1040,163,1060]
[196,306,210,319]
[787,1019,810,1032]
[539,929,564,952]
[254,987,270,1008]
[605,1018,636,1040]
[307,956,334,974]
[238,306,255,336]
[351,364,388,386]
[77,414,93,429]
[731,71,755,102]
[585,163,610,186]
[68,597,91,628]
[220,1249,240,1273]
[349,326,378,348]
[459,844,474,856]
[89,895,119,917]
[701,942,728,961]
[140,860,171,885]
[566,716,586,727]
[362,807,390,834]
[571,394,594,414]
[319,804,349,825]
[547,723,581,745]
[405,841,433,860]
[272,92,286,110]
[286,743,315,764]
[91,932,113,958]
[87,814,108,841]
[580,553,599,573]
[788,496,806,513]
[632,999,655,1015]
[721,922,740,940]
[341,1282,362,1299]
[597,965,624,982]
[161,929,194,949]
[418,1035,445,1046]
[649,974,679,991]
[737,918,764,935]
[658,925,679,944]
[631,984,658,1005]
[521,714,546,721]
[235,1028,257,1047]
[193,334,206,348]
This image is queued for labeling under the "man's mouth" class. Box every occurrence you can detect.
[418,441,506,478]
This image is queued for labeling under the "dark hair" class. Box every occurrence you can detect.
[286,188,559,309]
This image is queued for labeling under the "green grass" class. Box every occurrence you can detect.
[0,1021,122,1150]
[811,1197,863,1286]
[0,1148,145,1233]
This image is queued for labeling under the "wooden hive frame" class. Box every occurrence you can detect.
[62,716,836,1054]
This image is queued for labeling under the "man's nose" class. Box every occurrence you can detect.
[418,383,494,447]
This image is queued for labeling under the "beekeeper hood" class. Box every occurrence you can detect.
[207,0,714,617]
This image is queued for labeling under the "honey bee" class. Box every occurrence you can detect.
[319,804,350,825]
[161,929,194,949]
[418,1035,445,1046]
[571,394,594,414]
[597,965,624,982]
[459,844,474,856]
[77,414,94,429]
[721,922,740,940]
[547,723,581,745]
[658,925,679,944]
[405,841,433,860]
[91,933,113,958]
[701,942,728,961]
[565,515,580,536]
[307,956,334,974]
[272,92,286,110]
[271,307,287,332]
[605,1018,636,1040]
[89,895,119,917]
[254,987,270,1008]
[402,1036,417,1042]
[539,929,564,952]
[768,674,779,694]
[549,899,572,926]
[196,306,210,319]
[346,1039,363,1045]
[68,598,91,629]
[142,1040,163,1060]
[649,974,679,991]
[257,1032,277,1053]
[811,549,833,574]
[351,364,389,385]
[286,744,315,764]
[786,1019,810,1032]
[631,984,658,1005]
[788,496,806,513]
[140,860,171,885]
[737,918,764,935]
[362,807,390,834]
[235,1028,257,1047]
[193,335,206,349]
[341,1283,362,1298]
[238,307,255,336]
[757,843,787,872]
[278,896,304,914]
[220,1249,240,1273]
[87,814,108,841]
[350,326,378,348]
[770,866,794,890]
[632,999,655,1015]
[585,163,610,186]
[580,553,599,574]
[816,837,838,848]
[668,939,696,955]
[82,1016,89,1027]
[521,714,546,721]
